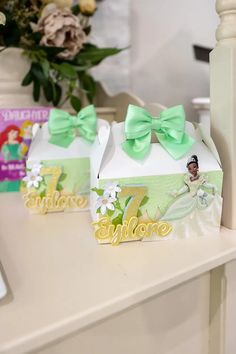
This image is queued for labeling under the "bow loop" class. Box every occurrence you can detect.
[123,105,153,139]
[122,104,194,160]
[159,105,185,143]
[48,105,97,148]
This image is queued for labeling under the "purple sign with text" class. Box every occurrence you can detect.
[0,108,50,191]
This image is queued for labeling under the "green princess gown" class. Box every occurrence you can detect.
[1,143,22,161]
[161,174,217,221]
[155,174,223,239]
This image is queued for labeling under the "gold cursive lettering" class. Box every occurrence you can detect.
[92,216,172,246]
[23,191,88,214]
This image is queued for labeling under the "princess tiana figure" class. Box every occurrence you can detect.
[160,155,222,238]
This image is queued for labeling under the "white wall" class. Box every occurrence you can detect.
[130,0,219,120]
[91,0,130,93]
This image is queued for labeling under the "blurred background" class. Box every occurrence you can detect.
[91,0,219,120]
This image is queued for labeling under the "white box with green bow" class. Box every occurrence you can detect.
[22,105,109,214]
[90,104,223,245]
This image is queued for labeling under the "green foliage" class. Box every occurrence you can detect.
[0,1,124,112]
[31,62,47,85]
[70,96,81,113]
[41,60,50,78]
[125,196,131,207]
[91,187,104,196]
[52,83,62,107]
[33,80,40,102]
[59,173,67,182]
[137,209,142,217]
[52,62,78,80]
[112,213,123,227]
[40,190,46,199]
[78,72,96,103]
[114,199,123,213]
[22,70,33,86]
[56,172,67,191]
[140,196,149,207]
[35,46,65,59]
[57,183,63,192]
[76,44,124,67]
[84,26,91,36]
[107,209,115,217]
[71,4,80,15]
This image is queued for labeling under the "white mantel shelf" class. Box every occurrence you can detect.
[1,193,236,354]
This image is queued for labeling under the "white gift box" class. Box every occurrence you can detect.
[90,110,223,245]
[22,118,109,214]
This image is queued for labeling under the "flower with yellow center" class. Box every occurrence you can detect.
[0,12,6,26]
[42,0,73,9]
[23,171,43,189]
[78,0,96,15]
[96,195,116,215]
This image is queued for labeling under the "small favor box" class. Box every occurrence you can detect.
[90,105,223,245]
[0,107,50,192]
[22,106,109,214]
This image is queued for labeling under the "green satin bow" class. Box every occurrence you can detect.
[122,105,195,160]
[48,105,97,148]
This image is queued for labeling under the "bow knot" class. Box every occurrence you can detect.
[48,105,97,148]
[122,105,194,160]
[69,115,80,130]
[151,117,161,131]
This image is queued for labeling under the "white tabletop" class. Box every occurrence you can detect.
[1,193,236,354]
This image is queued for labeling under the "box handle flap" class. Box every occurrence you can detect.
[195,123,222,167]
[91,120,111,176]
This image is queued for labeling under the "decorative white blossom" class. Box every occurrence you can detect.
[0,12,6,25]
[28,161,42,175]
[23,171,43,189]
[104,181,121,199]
[96,195,116,215]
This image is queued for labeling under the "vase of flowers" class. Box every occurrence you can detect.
[0,0,122,111]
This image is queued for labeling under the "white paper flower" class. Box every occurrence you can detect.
[28,161,42,174]
[23,171,43,189]
[104,182,121,198]
[96,195,116,215]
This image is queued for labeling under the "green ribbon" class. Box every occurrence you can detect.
[122,105,195,160]
[48,105,97,148]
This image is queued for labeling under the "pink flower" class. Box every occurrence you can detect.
[35,4,86,59]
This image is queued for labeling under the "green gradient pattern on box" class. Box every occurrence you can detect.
[99,171,223,219]
[22,157,90,214]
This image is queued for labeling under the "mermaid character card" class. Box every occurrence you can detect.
[0,108,50,192]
